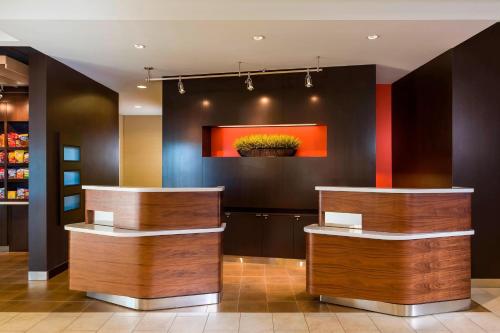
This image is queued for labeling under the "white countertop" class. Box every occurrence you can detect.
[304,224,474,240]
[82,185,224,192]
[315,186,474,194]
[65,222,226,237]
[0,201,29,205]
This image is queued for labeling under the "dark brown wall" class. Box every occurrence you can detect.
[163,66,376,210]
[452,23,500,278]
[392,51,453,188]
[391,23,500,278]
[29,51,119,273]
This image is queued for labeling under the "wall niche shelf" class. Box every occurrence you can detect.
[202,124,328,158]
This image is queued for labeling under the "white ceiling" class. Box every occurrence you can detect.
[0,1,498,115]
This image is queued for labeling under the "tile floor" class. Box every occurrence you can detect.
[0,252,499,332]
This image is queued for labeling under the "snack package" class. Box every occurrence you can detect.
[24,152,29,163]
[14,150,24,163]
[19,134,29,147]
[16,169,24,179]
[0,188,4,200]
[8,133,18,147]
[16,188,26,200]
[0,151,5,163]
[0,168,4,180]
[24,169,29,179]
[8,152,16,164]
[8,169,16,179]
[7,191,16,200]
[0,134,4,147]
[24,189,29,200]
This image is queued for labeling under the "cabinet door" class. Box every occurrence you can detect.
[293,214,318,259]
[223,212,263,257]
[262,214,294,258]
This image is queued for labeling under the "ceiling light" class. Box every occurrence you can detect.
[245,73,254,91]
[367,35,379,40]
[137,84,147,89]
[178,76,186,94]
[134,44,146,49]
[305,69,313,88]
[134,105,142,109]
[253,35,265,41]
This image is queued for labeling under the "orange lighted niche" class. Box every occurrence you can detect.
[208,125,328,157]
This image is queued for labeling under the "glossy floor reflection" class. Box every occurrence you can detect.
[0,253,499,332]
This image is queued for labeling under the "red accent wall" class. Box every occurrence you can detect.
[376,84,392,187]
[210,125,327,157]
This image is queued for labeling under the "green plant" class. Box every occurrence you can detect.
[233,134,301,151]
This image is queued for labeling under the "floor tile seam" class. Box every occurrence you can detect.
[433,313,487,333]
[369,313,416,333]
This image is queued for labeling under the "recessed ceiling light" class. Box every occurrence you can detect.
[134,44,146,49]
[137,85,147,89]
[367,35,379,40]
[134,105,142,109]
[253,35,265,41]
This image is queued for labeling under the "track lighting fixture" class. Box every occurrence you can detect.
[305,69,313,88]
[178,76,186,94]
[245,73,254,91]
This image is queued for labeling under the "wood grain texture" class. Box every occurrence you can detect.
[306,233,471,304]
[85,189,221,230]
[319,191,471,233]
[163,65,376,210]
[69,231,223,298]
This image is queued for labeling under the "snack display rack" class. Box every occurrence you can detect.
[0,120,29,202]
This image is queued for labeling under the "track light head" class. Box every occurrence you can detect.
[178,77,186,94]
[0,85,3,100]
[245,73,254,91]
[305,69,313,88]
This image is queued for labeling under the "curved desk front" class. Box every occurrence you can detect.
[306,186,474,316]
[65,186,225,310]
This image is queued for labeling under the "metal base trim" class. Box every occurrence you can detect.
[87,292,220,310]
[320,295,471,317]
[28,271,49,281]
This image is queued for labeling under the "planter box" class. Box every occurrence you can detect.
[237,148,297,157]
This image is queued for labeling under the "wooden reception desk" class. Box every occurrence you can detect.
[65,185,225,310]
[306,186,474,316]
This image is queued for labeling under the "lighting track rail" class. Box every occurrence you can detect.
[147,67,322,82]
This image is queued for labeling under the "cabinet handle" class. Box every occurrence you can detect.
[294,215,301,220]
[256,213,262,217]
[262,214,269,220]
[225,213,231,218]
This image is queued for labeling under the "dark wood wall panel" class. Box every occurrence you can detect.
[163,66,376,210]
[391,23,500,277]
[307,234,471,304]
[452,23,500,278]
[392,51,453,188]
[20,47,120,274]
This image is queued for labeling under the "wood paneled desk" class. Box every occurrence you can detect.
[65,186,225,310]
[306,186,474,316]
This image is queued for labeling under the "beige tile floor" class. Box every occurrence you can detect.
[0,253,499,332]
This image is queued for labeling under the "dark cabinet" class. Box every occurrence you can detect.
[292,214,318,259]
[0,205,28,252]
[223,212,263,257]
[223,211,317,259]
[262,214,294,258]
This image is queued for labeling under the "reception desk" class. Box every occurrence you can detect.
[306,187,474,316]
[65,185,225,310]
